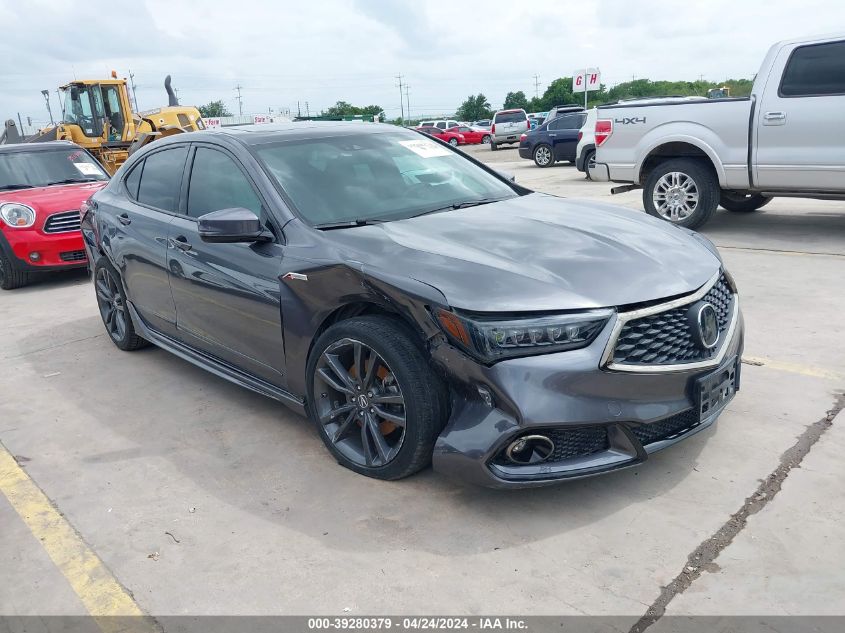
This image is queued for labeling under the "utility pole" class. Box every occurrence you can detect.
[305,101,310,117]
[234,84,244,116]
[41,90,54,125]
[128,69,139,111]
[533,74,541,99]
[395,74,405,122]
[297,101,301,117]
[404,84,410,124]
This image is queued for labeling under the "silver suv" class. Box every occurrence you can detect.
[490,109,529,150]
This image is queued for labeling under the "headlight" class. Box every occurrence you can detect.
[435,308,613,363]
[0,203,36,228]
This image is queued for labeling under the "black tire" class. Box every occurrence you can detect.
[583,149,596,180]
[490,142,498,151]
[0,251,31,290]
[306,315,449,481]
[481,134,491,144]
[720,191,772,213]
[533,144,554,168]
[94,259,148,351]
[448,138,458,147]
[643,158,719,230]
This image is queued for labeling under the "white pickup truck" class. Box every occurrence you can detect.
[591,33,845,228]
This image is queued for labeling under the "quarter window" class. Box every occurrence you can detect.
[187,147,262,219]
[124,162,142,199]
[780,40,845,97]
[136,146,189,211]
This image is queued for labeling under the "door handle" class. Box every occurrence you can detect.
[117,213,131,226]
[763,111,786,121]
[171,236,193,252]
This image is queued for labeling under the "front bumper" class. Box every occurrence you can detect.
[430,303,744,488]
[0,229,87,272]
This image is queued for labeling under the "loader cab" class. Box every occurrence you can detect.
[61,81,132,141]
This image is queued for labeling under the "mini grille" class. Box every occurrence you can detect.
[629,409,700,446]
[612,274,733,366]
[59,250,87,262]
[43,211,81,234]
[495,427,609,465]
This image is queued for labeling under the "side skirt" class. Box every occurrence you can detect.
[127,302,306,416]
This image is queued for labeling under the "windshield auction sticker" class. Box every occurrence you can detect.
[399,139,452,158]
[73,162,102,176]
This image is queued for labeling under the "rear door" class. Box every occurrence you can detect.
[755,38,845,190]
[548,113,586,161]
[167,143,287,386]
[106,145,189,335]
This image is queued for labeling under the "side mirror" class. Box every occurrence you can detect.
[497,170,516,183]
[197,208,269,243]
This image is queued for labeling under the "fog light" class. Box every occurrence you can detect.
[29,252,41,262]
[505,434,555,465]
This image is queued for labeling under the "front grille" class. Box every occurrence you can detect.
[629,409,701,446]
[59,250,87,262]
[43,211,81,234]
[612,274,733,366]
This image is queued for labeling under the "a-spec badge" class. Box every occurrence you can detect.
[282,272,308,282]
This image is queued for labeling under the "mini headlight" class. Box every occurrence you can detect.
[0,203,36,228]
[435,308,613,363]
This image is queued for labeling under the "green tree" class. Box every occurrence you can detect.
[198,100,232,117]
[455,93,492,121]
[503,90,529,110]
[538,77,577,111]
[325,101,384,121]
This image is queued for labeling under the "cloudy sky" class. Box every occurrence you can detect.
[1,0,842,129]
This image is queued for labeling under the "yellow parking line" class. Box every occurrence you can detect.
[0,444,157,632]
[743,355,845,381]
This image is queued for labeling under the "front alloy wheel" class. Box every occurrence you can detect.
[533,144,553,167]
[314,338,407,468]
[449,138,459,147]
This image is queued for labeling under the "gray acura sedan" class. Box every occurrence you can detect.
[81,122,742,487]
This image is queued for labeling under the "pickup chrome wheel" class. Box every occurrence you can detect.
[643,159,719,229]
[307,316,448,480]
[533,144,553,167]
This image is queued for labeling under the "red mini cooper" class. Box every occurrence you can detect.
[0,141,108,289]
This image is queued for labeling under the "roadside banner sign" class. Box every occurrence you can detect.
[253,114,270,125]
[573,68,601,93]
[203,117,221,128]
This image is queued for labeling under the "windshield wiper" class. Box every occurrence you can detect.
[48,178,103,185]
[0,184,32,191]
[314,218,384,230]
[410,197,506,219]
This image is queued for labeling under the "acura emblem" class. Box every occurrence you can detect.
[688,302,720,350]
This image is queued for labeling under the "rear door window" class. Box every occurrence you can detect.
[136,146,189,211]
[780,40,845,97]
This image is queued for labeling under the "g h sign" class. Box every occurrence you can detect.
[573,68,601,93]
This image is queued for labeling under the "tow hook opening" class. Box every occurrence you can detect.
[505,434,555,465]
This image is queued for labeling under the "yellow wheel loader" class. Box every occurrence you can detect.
[18,73,204,174]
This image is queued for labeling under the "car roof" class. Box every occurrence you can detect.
[164,121,407,147]
[0,140,81,155]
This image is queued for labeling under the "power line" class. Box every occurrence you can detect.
[234,84,243,116]
[395,73,405,122]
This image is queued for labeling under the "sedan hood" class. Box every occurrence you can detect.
[328,194,721,312]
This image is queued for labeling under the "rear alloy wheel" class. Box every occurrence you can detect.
[643,159,719,229]
[0,251,31,290]
[449,138,459,147]
[719,191,772,213]
[307,316,448,480]
[583,149,596,180]
[94,261,148,351]
[533,144,553,168]
[481,134,491,144]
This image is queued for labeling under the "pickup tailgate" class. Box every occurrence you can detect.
[594,98,753,188]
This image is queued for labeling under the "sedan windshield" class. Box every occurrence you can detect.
[0,148,108,190]
[254,130,518,226]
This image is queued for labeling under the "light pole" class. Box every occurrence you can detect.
[41,90,54,125]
